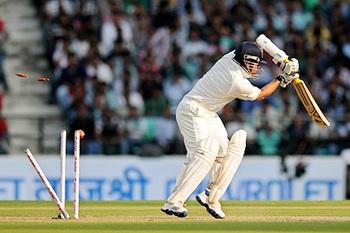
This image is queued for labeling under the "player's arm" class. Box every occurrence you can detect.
[255,78,280,101]
[234,73,296,101]
[256,73,297,101]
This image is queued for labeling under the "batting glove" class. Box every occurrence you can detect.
[277,73,299,88]
[280,58,299,75]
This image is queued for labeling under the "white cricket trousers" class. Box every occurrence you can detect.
[167,97,228,204]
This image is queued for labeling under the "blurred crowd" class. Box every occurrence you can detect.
[0,17,9,155]
[32,0,350,156]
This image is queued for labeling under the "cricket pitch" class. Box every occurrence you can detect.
[1,201,350,233]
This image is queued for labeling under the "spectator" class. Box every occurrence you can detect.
[256,122,281,155]
[94,57,114,85]
[101,8,134,55]
[144,88,168,116]
[0,113,9,154]
[108,82,144,118]
[0,18,9,92]
[181,25,209,59]
[155,105,177,154]
[109,51,139,92]
[67,102,101,154]
[124,105,144,154]
[275,89,297,129]
[0,92,8,154]
[252,101,280,130]
[34,0,350,155]
[99,108,124,155]
[281,113,310,155]
[163,67,191,113]
[53,52,87,106]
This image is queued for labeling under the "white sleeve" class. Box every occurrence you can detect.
[233,78,261,101]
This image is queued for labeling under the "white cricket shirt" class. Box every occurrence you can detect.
[185,50,261,112]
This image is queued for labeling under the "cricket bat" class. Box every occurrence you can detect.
[256,34,330,128]
[291,74,330,127]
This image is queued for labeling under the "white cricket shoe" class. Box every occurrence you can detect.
[161,202,188,218]
[196,191,225,219]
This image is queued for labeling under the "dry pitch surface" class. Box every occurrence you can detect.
[1,201,350,233]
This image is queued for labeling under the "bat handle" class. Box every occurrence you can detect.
[282,57,301,84]
[292,73,301,84]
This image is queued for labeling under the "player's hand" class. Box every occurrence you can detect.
[280,58,299,75]
[278,73,299,88]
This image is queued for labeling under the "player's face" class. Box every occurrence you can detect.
[244,59,261,78]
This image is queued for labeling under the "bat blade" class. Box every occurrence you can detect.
[292,78,330,128]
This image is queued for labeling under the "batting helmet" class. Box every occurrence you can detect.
[234,41,265,77]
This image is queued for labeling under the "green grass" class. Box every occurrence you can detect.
[1,201,350,233]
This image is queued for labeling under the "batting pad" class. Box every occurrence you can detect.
[208,130,247,204]
[167,137,221,204]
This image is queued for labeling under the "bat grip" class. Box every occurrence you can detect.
[292,74,301,84]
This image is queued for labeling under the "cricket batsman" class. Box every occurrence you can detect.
[161,40,299,219]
